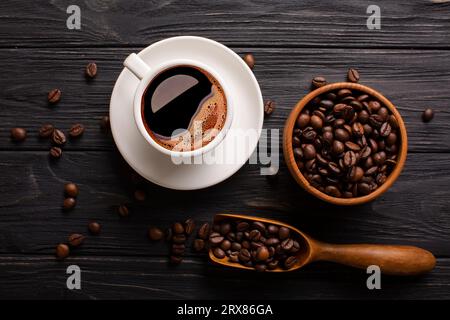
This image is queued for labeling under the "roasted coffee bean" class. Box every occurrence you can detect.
[48,88,61,104]
[69,123,85,138]
[238,248,251,263]
[236,221,250,232]
[303,144,316,160]
[267,259,279,270]
[63,197,76,211]
[281,238,294,251]
[343,151,357,168]
[347,68,360,83]
[252,222,266,233]
[337,89,352,99]
[10,127,27,142]
[229,252,239,263]
[243,53,255,69]
[193,239,205,252]
[332,140,345,155]
[348,166,364,182]
[56,243,69,259]
[380,122,391,137]
[319,100,334,109]
[296,114,310,129]
[68,233,85,247]
[173,222,184,234]
[264,100,275,115]
[64,183,78,198]
[284,256,298,269]
[88,221,101,235]
[148,226,164,240]
[312,76,327,88]
[334,128,350,142]
[213,247,226,259]
[172,244,185,255]
[85,62,97,78]
[220,222,232,235]
[49,147,62,158]
[184,218,195,235]
[310,115,323,130]
[255,246,270,262]
[118,204,129,217]
[267,225,279,235]
[198,222,210,239]
[358,182,371,195]
[209,232,224,245]
[220,240,231,251]
[248,229,261,241]
[278,227,290,240]
[345,141,361,152]
[422,108,434,122]
[325,185,341,197]
[52,129,66,145]
[39,124,54,138]
[373,151,386,165]
[368,101,381,112]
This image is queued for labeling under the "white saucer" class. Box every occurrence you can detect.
[109,36,264,190]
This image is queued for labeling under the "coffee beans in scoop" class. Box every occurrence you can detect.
[210,219,301,271]
[293,87,400,198]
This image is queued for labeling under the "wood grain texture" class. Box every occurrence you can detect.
[0,0,449,48]
[0,151,448,257]
[0,255,448,299]
[1,48,450,152]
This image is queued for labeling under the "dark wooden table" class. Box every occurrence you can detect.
[1,0,449,300]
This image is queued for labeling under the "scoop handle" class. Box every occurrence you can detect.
[313,242,436,275]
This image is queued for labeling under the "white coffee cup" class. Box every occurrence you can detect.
[123,53,233,159]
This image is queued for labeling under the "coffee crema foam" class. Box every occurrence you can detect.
[143,66,227,152]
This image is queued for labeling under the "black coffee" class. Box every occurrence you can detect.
[141,65,227,151]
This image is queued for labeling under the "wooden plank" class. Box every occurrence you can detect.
[0,255,448,299]
[0,151,448,256]
[0,48,450,152]
[0,0,449,48]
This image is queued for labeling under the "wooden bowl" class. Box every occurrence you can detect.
[283,82,408,206]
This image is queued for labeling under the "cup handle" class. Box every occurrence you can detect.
[123,53,151,80]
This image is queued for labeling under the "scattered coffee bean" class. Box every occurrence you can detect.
[134,189,146,201]
[193,239,205,252]
[264,100,275,116]
[63,197,76,211]
[347,68,360,83]
[52,129,66,145]
[10,127,27,142]
[312,76,327,89]
[68,123,85,138]
[173,222,184,234]
[49,146,62,158]
[148,226,164,240]
[422,108,434,122]
[55,243,69,259]
[243,53,255,69]
[85,62,97,78]
[64,183,79,198]
[39,124,54,138]
[184,218,196,235]
[48,88,61,104]
[68,233,85,247]
[293,81,400,198]
[118,204,129,217]
[197,222,210,240]
[88,221,101,235]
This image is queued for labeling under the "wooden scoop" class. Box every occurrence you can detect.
[209,214,436,275]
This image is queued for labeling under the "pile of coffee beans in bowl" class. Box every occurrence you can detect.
[292,88,400,198]
[210,218,303,272]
